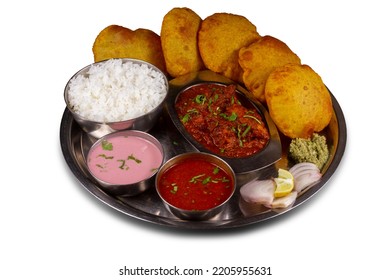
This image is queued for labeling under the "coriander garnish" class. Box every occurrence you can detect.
[128,154,142,164]
[97,154,114,159]
[101,140,113,151]
[117,159,129,170]
[189,174,205,183]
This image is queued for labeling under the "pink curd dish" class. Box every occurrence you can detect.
[86,130,164,196]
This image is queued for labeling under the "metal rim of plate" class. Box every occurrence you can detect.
[60,84,347,230]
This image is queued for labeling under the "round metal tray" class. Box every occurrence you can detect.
[60,71,346,230]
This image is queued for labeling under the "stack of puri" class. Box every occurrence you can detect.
[236,34,332,140]
[91,7,333,140]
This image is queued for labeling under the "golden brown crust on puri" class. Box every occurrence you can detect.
[161,7,204,77]
[265,64,333,139]
[198,13,261,82]
[92,25,166,73]
[239,35,301,103]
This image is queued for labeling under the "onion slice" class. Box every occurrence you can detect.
[239,162,322,209]
[240,179,275,205]
[271,191,298,209]
[289,162,320,176]
[294,172,322,192]
[289,162,322,193]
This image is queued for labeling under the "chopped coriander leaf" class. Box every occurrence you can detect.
[189,174,205,183]
[195,94,206,104]
[220,112,237,121]
[229,112,238,121]
[97,154,114,159]
[242,125,251,138]
[128,154,142,164]
[170,184,178,194]
[96,164,105,169]
[102,140,113,151]
[181,113,190,123]
[117,159,129,170]
[202,176,211,184]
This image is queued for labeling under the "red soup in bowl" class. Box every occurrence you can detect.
[156,152,236,220]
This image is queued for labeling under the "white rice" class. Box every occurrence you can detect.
[67,59,167,122]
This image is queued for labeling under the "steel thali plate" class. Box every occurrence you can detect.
[60,71,347,230]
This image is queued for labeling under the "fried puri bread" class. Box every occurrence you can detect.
[198,13,261,82]
[239,35,301,103]
[161,7,204,77]
[265,64,332,139]
[92,25,166,72]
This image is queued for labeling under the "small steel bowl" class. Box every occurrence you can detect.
[64,58,168,138]
[86,130,164,197]
[155,152,236,220]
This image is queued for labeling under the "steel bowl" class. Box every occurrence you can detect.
[155,152,236,220]
[86,130,164,197]
[64,58,168,138]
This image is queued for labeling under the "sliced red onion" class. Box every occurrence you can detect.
[294,171,322,192]
[289,162,320,176]
[240,179,275,205]
[271,191,298,209]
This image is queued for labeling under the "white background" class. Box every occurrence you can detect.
[1,0,388,279]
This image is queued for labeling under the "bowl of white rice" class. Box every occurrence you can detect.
[64,58,168,138]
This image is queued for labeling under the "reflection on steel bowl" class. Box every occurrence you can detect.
[87,130,164,197]
[64,58,168,138]
[175,83,270,158]
[155,152,236,220]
